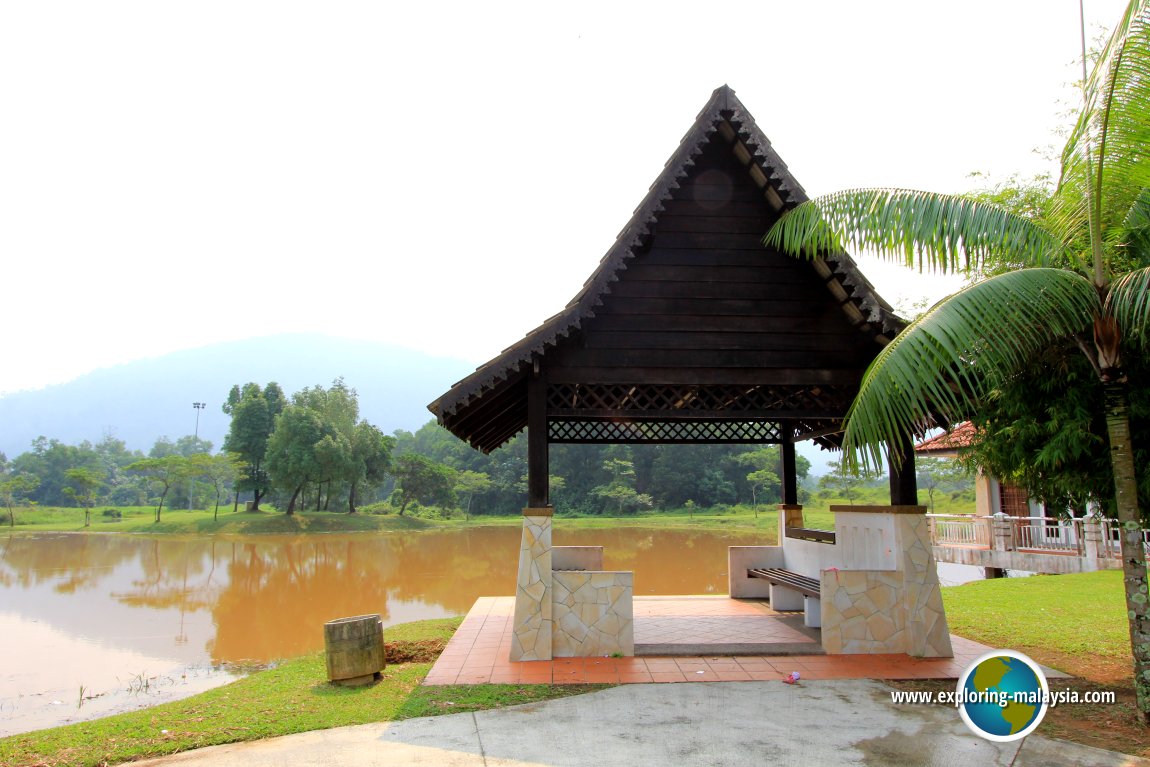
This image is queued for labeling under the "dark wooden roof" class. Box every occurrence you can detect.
[429,85,905,453]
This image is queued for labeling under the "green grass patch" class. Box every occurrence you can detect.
[3,506,439,535]
[3,503,836,538]
[0,617,604,767]
[942,570,1129,663]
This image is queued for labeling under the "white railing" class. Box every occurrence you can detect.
[928,514,1150,559]
[1099,519,1150,558]
[1008,516,1083,554]
[926,514,990,547]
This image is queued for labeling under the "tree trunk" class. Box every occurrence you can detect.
[1103,382,1150,723]
[251,460,263,511]
[286,485,302,516]
[348,481,358,514]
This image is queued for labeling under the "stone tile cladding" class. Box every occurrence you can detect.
[510,515,553,661]
[820,512,953,657]
[552,571,635,657]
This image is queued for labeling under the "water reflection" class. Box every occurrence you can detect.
[0,526,763,668]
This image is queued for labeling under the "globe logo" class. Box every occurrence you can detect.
[957,650,1048,741]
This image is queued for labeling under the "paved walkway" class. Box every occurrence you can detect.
[424,596,1028,685]
[132,680,1148,767]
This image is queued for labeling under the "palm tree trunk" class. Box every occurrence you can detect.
[1104,382,1150,723]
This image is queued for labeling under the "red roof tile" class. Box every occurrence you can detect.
[914,422,975,454]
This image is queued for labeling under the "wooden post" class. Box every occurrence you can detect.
[781,438,798,506]
[527,363,549,509]
[887,432,919,506]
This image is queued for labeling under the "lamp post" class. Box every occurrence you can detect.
[192,402,205,440]
[191,402,206,510]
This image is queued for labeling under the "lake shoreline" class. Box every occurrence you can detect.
[1,504,809,537]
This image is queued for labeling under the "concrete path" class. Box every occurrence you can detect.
[131,680,1147,767]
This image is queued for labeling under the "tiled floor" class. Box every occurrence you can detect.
[633,596,819,654]
[422,596,1003,686]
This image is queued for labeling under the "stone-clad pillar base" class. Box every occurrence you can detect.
[821,505,953,658]
[510,508,553,661]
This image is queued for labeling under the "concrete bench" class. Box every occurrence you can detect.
[748,567,821,629]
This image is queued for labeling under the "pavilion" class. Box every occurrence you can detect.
[429,85,951,661]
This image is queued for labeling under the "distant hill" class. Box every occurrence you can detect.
[0,334,478,458]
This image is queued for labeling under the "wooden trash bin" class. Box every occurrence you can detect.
[324,614,385,686]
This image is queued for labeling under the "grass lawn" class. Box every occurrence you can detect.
[0,618,604,767]
[927,570,1146,756]
[942,569,1130,680]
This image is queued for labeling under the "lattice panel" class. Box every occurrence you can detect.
[547,383,852,414]
[549,419,783,444]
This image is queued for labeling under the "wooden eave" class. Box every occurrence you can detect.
[428,85,906,453]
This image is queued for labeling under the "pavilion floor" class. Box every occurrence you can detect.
[422,596,1009,686]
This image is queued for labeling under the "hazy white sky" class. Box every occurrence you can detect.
[0,0,1131,395]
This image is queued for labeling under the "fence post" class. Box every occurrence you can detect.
[1083,517,1105,568]
[992,513,1013,551]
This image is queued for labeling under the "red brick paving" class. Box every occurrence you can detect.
[422,597,1001,686]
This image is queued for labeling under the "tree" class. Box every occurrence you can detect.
[92,434,145,505]
[764,0,1150,717]
[222,382,285,511]
[390,454,455,515]
[150,435,213,459]
[915,456,971,513]
[454,470,492,520]
[590,456,653,514]
[735,447,781,517]
[347,422,393,513]
[264,405,327,516]
[127,455,188,523]
[195,453,241,521]
[0,474,39,526]
[63,467,103,527]
[817,460,868,504]
[12,437,102,506]
[960,349,1150,516]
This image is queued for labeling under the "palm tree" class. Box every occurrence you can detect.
[765,0,1150,719]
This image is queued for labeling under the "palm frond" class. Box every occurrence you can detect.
[1122,188,1150,265]
[764,188,1065,273]
[1107,263,1150,344]
[1059,0,1150,259]
[843,269,1101,471]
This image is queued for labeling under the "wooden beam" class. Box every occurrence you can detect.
[545,367,863,386]
[550,348,863,370]
[781,439,798,505]
[527,364,549,508]
[887,432,919,506]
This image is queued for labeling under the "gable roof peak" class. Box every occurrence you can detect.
[428,87,906,448]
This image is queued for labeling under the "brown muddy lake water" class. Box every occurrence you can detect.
[0,525,766,735]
